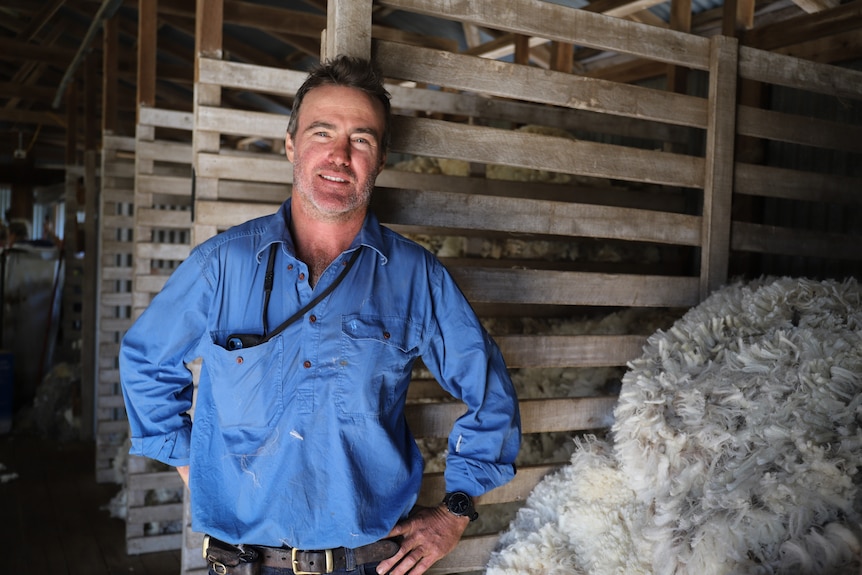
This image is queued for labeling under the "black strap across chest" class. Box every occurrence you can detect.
[257,243,361,345]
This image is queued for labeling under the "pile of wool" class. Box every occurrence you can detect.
[487,277,862,575]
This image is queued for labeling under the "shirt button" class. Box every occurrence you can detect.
[236,357,244,364]
[299,272,306,281]
[309,315,316,323]
[303,360,311,369]
[287,264,294,271]
[383,331,391,339]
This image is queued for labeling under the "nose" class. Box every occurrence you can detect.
[329,135,351,166]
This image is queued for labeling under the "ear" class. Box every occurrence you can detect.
[377,152,387,173]
[285,133,295,162]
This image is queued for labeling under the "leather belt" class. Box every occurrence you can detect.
[204,535,399,575]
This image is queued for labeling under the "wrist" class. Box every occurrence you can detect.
[441,491,478,522]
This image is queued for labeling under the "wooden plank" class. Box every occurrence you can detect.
[450,267,700,307]
[137,206,194,227]
[731,222,862,261]
[372,188,702,246]
[496,334,648,368]
[196,152,292,184]
[197,105,287,139]
[700,35,737,298]
[136,275,170,294]
[325,0,372,59]
[378,0,711,69]
[406,396,618,439]
[197,58,307,97]
[139,106,195,130]
[391,116,705,188]
[218,180,289,203]
[386,82,694,145]
[137,243,192,260]
[426,535,499,574]
[195,199,279,228]
[137,174,194,196]
[737,44,862,99]
[375,40,708,129]
[736,105,862,153]
[734,163,862,206]
[103,135,136,152]
[137,139,194,163]
[128,533,184,555]
[128,503,185,524]
[128,471,185,491]
[377,168,690,212]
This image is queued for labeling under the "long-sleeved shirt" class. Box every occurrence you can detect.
[120,199,521,550]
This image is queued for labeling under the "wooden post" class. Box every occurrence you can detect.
[65,81,78,166]
[722,0,754,37]
[192,0,224,244]
[84,53,98,152]
[81,150,99,445]
[514,34,530,65]
[667,0,691,96]
[323,0,372,60]
[700,35,738,299]
[102,15,119,134]
[137,0,158,116]
[550,41,573,73]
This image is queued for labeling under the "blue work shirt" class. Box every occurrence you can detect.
[120,199,521,550]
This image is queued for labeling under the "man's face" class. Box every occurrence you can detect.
[286,85,387,223]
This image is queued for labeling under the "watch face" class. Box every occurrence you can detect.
[448,493,470,515]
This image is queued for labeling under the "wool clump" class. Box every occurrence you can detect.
[487,277,862,575]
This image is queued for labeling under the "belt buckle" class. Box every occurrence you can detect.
[291,548,334,575]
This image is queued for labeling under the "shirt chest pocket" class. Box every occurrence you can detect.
[203,335,285,434]
[338,315,421,417]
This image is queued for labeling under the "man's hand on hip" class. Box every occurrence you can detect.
[377,505,470,575]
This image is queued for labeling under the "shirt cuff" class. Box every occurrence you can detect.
[443,455,517,497]
[129,427,192,467]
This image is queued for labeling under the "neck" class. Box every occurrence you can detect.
[290,198,365,286]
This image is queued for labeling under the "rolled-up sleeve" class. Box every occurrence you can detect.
[422,264,521,496]
[120,250,211,467]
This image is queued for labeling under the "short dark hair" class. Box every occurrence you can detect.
[287,55,392,154]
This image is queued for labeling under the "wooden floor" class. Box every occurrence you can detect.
[0,433,182,574]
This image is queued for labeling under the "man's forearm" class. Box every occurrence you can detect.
[177,465,190,489]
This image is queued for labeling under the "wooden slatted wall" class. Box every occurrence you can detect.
[138,0,862,573]
[124,107,195,555]
[96,135,136,483]
[730,48,862,275]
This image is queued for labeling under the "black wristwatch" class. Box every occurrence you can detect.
[442,491,478,521]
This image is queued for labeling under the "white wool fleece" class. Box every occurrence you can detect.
[487,436,651,575]
[488,277,862,575]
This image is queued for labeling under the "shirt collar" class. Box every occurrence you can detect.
[257,199,389,265]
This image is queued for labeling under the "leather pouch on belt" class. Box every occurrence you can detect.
[204,536,261,575]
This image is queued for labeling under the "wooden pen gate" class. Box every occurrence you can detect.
[96,135,137,484]
[123,107,196,555]
[81,0,861,573]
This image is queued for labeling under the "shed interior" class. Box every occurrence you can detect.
[0,1,861,574]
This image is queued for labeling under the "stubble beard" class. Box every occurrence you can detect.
[292,156,376,223]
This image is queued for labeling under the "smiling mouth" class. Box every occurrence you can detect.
[320,174,349,183]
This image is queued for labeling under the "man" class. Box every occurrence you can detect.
[120,55,521,575]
